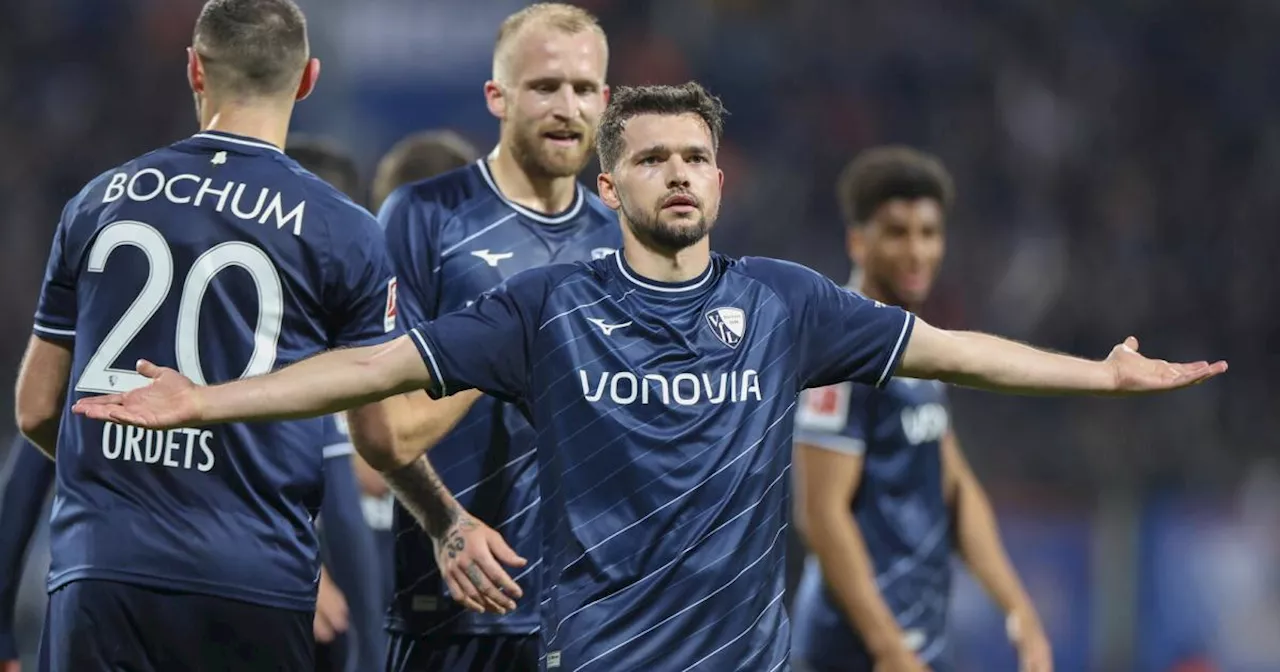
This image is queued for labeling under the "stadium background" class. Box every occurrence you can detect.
[1,0,1277,670]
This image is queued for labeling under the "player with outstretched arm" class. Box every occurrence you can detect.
[74,83,1225,671]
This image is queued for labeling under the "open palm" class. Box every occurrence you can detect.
[1106,337,1227,393]
[71,359,203,430]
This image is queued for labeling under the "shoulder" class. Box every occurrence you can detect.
[722,255,841,307]
[66,144,177,219]
[728,256,831,286]
[501,261,589,298]
[379,163,490,240]
[382,163,485,222]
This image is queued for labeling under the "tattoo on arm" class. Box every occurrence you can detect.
[383,454,461,541]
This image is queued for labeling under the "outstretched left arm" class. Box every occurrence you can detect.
[898,320,1225,395]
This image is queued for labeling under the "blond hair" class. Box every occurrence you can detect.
[492,3,607,85]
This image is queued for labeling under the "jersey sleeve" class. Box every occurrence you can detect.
[781,264,914,389]
[321,414,354,460]
[324,204,400,348]
[794,382,873,456]
[0,438,55,658]
[378,186,442,324]
[33,197,82,341]
[407,266,560,404]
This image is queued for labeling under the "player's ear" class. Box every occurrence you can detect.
[597,171,620,210]
[484,80,506,121]
[847,224,867,266]
[187,47,205,95]
[295,58,320,101]
[602,84,611,107]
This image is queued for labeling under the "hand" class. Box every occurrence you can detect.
[1007,611,1053,672]
[1106,337,1227,393]
[71,360,203,429]
[873,647,930,672]
[313,567,349,644]
[2,659,21,672]
[432,511,527,614]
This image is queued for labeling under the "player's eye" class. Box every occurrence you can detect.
[574,83,598,95]
[687,154,708,163]
[639,156,662,165]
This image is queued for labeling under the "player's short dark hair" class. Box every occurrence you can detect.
[836,146,955,227]
[286,135,361,202]
[193,0,309,98]
[596,82,727,172]
[372,130,479,210]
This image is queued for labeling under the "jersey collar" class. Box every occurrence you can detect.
[190,131,284,155]
[613,250,716,295]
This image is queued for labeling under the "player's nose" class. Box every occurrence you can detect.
[664,160,691,187]
[548,85,576,119]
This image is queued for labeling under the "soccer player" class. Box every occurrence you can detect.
[0,437,53,671]
[371,129,479,211]
[369,4,619,669]
[790,147,1052,672]
[15,1,397,668]
[73,82,1227,671]
[284,134,392,672]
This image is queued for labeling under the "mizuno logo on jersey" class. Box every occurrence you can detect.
[579,369,763,406]
[470,249,514,267]
[590,247,616,260]
[706,306,746,348]
[587,317,631,336]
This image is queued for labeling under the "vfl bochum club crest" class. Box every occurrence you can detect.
[706,306,746,348]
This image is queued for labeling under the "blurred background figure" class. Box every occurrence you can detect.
[0,1,1275,670]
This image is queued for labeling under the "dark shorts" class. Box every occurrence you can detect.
[41,579,314,671]
[386,632,539,672]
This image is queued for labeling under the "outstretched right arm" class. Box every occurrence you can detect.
[72,335,430,429]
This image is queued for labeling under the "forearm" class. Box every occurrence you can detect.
[381,452,462,541]
[346,390,482,473]
[804,510,906,656]
[953,482,1038,621]
[201,339,425,424]
[905,328,1116,395]
[20,417,59,459]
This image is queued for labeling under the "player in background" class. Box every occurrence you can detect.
[13,1,398,668]
[73,82,1227,671]
[368,4,619,669]
[285,135,390,672]
[0,437,52,672]
[789,147,1052,672]
[371,129,479,211]
[0,141,376,672]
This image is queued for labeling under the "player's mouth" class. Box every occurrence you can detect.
[898,271,932,294]
[662,193,699,212]
[543,129,582,147]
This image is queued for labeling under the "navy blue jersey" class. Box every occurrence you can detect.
[791,377,953,670]
[407,252,914,670]
[380,159,620,636]
[33,131,398,611]
[0,438,54,659]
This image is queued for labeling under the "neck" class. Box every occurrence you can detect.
[486,145,578,214]
[853,271,918,312]
[622,237,712,284]
[200,98,292,149]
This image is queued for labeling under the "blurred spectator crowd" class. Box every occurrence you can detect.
[2,0,1276,494]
